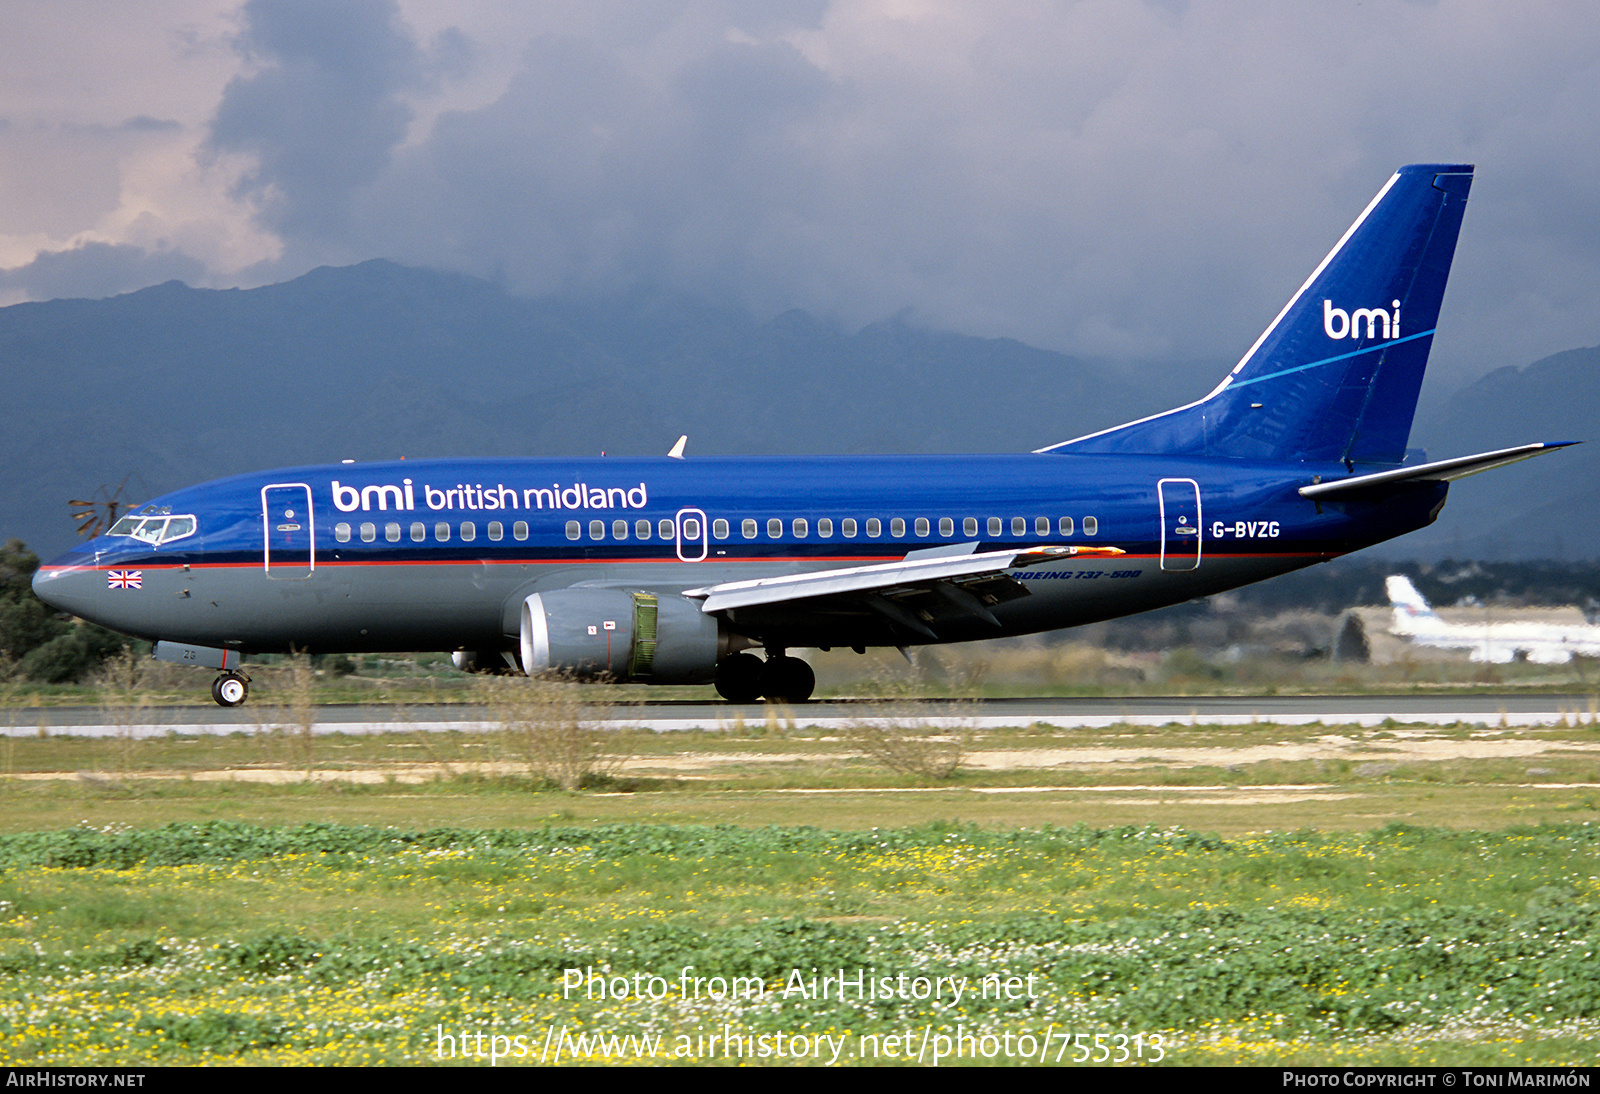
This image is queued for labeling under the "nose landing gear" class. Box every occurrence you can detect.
[211,671,250,707]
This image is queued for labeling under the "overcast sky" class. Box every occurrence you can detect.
[1,0,1595,386]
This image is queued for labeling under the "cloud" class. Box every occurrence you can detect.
[205,0,435,238]
[0,242,206,301]
[354,31,838,301]
[4,1,1600,385]
[323,1,1600,383]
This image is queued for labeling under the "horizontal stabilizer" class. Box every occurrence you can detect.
[1298,442,1577,499]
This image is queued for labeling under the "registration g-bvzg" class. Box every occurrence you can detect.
[1212,520,1280,539]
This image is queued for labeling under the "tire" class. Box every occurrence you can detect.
[714,652,765,703]
[761,655,815,704]
[212,673,248,707]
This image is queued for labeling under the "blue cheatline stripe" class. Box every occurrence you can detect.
[1227,328,1436,391]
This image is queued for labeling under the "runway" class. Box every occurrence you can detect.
[6,692,1597,738]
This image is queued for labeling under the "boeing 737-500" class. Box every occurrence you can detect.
[31,164,1575,705]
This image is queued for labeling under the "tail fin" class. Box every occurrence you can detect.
[1386,575,1440,633]
[1044,164,1473,464]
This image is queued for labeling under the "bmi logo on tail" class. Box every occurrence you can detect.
[1323,300,1400,341]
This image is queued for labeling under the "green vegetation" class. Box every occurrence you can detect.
[0,820,1595,1065]
[1,712,1597,1065]
[0,540,131,685]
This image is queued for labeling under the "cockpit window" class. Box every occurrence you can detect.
[106,514,198,545]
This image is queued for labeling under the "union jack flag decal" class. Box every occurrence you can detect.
[107,570,142,590]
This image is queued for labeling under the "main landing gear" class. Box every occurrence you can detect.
[714,651,815,704]
[211,671,250,707]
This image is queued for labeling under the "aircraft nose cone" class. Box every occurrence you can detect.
[31,552,102,620]
[32,558,77,613]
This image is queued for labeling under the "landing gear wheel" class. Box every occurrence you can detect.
[212,672,249,707]
[761,655,815,704]
[714,653,765,703]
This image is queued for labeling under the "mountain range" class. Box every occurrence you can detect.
[3,260,1591,562]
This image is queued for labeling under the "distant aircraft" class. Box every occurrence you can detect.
[1386,575,1600,664]
[32,164,1576,706]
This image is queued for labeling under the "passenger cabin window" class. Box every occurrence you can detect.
[964,517,978,537]
[488,522,504,541]
[842,518,858,538]
[410,522,425,542]
[335,523,351,543]
[891,518,906,537]
[636,519,652,540]
[1036,516,1050,536]
[1084,516,1098,536]
[461,522,476,542]
[742,519,758,539]
[589,520,604,540]
[767,518,782,538]
[658,519,675,539]
[988,517,1002,537]
[817,518,833,538]
[565,521,580,541]
[613,519,629,540]
[436,522,452,542]
[939,517,954,537]
[1011,516,1026,536]
[915,517,930,536]
[1059,516,1074,536]
[360,523,376,543]
[713,518,729,539]
[385,523,401,542]
[514,521,529,541]
[793,518,808,537]
[867,518,882,538]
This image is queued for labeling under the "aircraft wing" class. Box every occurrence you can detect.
[1298,442,1578,500]
[683,544,1123,639]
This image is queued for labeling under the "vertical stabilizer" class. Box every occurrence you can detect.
[1386,575,1440,634]
[1045,165,1473,464]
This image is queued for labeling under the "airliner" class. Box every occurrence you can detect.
[32,164,1574,706]
[1386,575,1600,664]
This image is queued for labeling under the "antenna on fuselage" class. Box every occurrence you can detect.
[668,435,688,459]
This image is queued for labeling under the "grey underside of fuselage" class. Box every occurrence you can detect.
[102,554,1318,655]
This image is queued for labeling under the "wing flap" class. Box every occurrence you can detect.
[683,544,1122,615]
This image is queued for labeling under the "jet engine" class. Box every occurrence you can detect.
[519,589,745,683]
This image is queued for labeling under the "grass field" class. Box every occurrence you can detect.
[1,692,1599,1067]
[0,820,1596,1066]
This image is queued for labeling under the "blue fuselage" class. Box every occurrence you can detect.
[34,451,1446,656]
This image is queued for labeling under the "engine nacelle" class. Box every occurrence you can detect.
[520,589,738,683]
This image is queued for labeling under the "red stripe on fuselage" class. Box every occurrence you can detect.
[39,550,1330,574]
